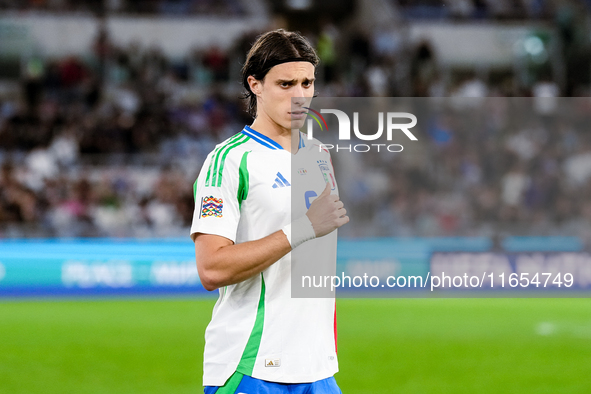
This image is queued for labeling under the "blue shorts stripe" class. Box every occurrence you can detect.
[204,376,342,394]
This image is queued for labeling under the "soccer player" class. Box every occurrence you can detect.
[191,29,348,394]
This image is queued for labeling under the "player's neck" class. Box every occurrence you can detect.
[249,117,299,154]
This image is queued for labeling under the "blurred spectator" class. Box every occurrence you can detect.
[410,40,437,97]
[22,57,45,112]
[202,46,229,83]
[317,23,339,84]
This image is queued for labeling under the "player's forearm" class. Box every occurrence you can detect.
[196,230,291,291]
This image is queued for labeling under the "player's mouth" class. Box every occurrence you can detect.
[289,110,308,120]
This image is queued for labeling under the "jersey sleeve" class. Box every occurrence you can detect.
[190,149,242,243]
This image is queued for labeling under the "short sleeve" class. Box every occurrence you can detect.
[190,149,241,243]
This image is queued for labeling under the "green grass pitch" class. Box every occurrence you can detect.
[0,298,590,393]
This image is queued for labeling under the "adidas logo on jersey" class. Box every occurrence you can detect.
[265,359,281,367]
[272,172,291,188]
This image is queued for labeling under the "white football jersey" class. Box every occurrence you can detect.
[191,125,339,386]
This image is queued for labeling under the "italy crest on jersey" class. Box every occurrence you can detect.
[317,160,336,191]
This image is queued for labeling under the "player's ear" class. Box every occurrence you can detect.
[247,75,262,96]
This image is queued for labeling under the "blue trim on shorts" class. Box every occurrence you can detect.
[204,375,342,394]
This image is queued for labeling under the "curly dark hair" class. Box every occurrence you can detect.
[241,29,319,118]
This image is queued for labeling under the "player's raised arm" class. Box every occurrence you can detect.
[194,231,288,291]
[194,181,348,291]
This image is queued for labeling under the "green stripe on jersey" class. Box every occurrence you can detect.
[192,178,198,202]
[237,151,250,210]
[212,134,249,187]
[204,133,243,187]
[236,274,265,376]
[215,371,244,394]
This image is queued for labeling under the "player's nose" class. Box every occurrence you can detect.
[292,94,305,106]
[293,83,308,100]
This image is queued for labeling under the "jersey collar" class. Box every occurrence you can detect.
[242,126,284,150]
[241,126,306,151]
[298,131,306,149]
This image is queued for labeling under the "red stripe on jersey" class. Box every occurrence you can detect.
[334,301,338,353]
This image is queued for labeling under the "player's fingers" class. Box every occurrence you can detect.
[336,215,350,227]
[319,182,331,197]
[334,200,344,209]
[326,191,340,203]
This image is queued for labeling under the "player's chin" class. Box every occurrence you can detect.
[289,116,306,130]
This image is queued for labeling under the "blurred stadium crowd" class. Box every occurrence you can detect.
[0,0,245,16]
[2,0,588,19]
[1,0,591,247]
[334,97,591,245]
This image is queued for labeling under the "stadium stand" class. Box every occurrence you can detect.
[1,0,591,250]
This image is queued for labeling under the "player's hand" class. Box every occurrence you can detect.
[306,182,349,238]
